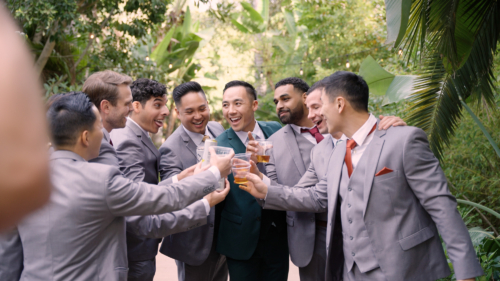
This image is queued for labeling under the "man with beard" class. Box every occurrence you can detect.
[159,81,228,281]
[246,77,405,281]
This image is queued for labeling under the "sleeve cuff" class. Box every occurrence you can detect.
[262,175,271,186]
[201,198,211,215]
[172,175,179,183]
[208,166,221,181]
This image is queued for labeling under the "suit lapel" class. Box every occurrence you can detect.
[128,120,161,168]
[362,128,386,217]
[283,125,306,174]
[179,125,198,157]
[226,128,247,153]
[326,142,345,233]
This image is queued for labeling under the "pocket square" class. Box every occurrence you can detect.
[375,167,393,177]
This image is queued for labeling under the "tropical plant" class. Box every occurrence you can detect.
[384,0,500,160]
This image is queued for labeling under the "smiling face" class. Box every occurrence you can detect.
[104,84,133,130]
[222,86,258,132]
[175,91,210,134]
[274,84,306,125]
[306,88,327,134]
[132,94,169,134]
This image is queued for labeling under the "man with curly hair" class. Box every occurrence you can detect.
[111,78,230,281]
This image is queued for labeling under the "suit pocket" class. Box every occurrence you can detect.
[286,216,294,227]
[374,170,398,182]
[398,226,435,250]
[221,210,242,225]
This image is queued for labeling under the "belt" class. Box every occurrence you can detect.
[316,220,327,227]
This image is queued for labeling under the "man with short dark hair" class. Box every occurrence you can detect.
[247,77,406,281]
[16,92,232,281]
[215,80,287,281]
[111,79,230,281]
[243,71,483,281]
[159,81,227,281]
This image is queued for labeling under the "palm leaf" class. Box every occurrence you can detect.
[405,1,500,160]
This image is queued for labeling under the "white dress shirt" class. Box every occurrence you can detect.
[182,125,215,147]
[235,120,265,145]
[290,124,317,144]
[339,113,377,169]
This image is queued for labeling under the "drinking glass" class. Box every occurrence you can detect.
[256,140,273,163]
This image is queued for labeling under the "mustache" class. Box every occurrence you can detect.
[278,109,291,115]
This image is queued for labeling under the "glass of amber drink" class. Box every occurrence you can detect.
[232,153,251,184]
[256,140,273,163]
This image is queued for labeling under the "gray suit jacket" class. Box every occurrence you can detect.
[265,125,330,267]
[89,128,119,167]
[17,150,218,281]
[158,121,225,266]
[111,119,214,261]
[0,227,23,280]
[264,126,483,281]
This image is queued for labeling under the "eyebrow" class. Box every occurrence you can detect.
[279,94,290,99]
[154,98,164,102]
[223,98,244,103]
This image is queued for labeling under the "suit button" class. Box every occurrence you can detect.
[210,223,214,227]
[350,236,353,240]
[348,204,351,208]
[352,252,355,256]
[348,219,352,224]
[348,188,352,191]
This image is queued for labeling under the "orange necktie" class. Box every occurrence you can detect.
[344,124,377,177]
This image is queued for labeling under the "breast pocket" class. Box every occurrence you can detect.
[221,210,242,225]
[374,170,399,182]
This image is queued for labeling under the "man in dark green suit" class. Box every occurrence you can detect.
[215,81,288,280]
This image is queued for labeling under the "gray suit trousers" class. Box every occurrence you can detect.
[299,225,327,281]
[176,243,228,281]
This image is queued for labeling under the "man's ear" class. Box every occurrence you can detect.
[174,107,179,116]
[100,100,110,114]
[81,130,90,147]
[132,101,142,113]
[252,100,259,112]
[302,92,308,103]
[337,97,346,114]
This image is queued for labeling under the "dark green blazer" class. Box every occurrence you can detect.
[215,121,285,260]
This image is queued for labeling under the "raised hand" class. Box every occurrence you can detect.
[249,160,263,179]
[378,115,407,130]
[239,173,268,199]
[246,132,260,164]
[209,147,234,178]
[204,179,231,207]
[193,161,210,175]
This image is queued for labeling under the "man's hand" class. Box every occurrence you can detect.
[209,147,234,178]
[249,160,263,179]
[378,115,407,130]
[239,173,268,199]
[458,279,475,281]
[204,179,231,207]
[193,162,210,175]
[177,163,197,181]
[246,132,260,164]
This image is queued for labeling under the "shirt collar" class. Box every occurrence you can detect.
[182,125,213,146]
[290,124,315,135]
[235,120,264,144]
[102,128,111,142]
[347,113,377,146]
[127,117,149,137]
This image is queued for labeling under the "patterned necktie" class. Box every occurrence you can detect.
[344,124,377,178]
[301,126,324,143]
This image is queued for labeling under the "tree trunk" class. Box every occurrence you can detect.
[166,99,178,138]
[35,38,56,77]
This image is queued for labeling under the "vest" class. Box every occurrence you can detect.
[339,158,379,273]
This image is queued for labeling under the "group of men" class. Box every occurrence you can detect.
[0,67,483,281]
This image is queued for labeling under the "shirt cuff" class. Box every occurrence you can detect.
[208,166,221,181]
[262,175,271,186]
[201,198,211,215]
[172,175,179,183]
